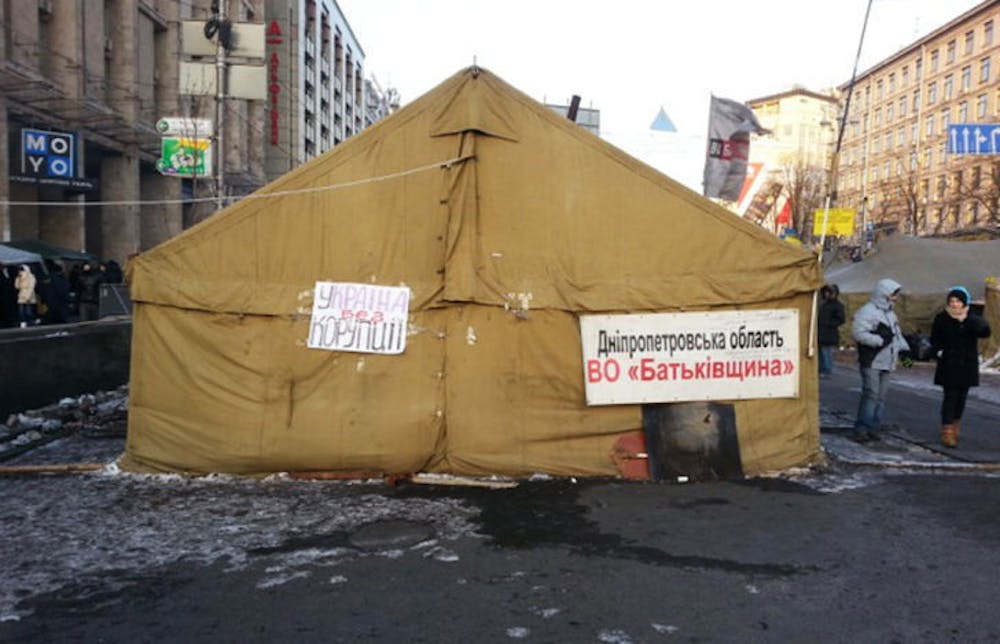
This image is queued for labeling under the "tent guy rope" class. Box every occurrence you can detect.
[0,155,474,209]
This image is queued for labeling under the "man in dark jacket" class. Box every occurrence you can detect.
[931,286,991,448]
[41,264,72,324]
[0,264,17,327]
[817,284,845,378]
[76,262,104,322]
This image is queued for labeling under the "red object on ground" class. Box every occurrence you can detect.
[611,431,650,480]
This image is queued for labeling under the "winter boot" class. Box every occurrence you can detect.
[940,424,958,448]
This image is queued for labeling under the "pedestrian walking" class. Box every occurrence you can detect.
[0,264,17,327]
[850,278,910,443]
[75,262,104,322]
[817,284,845,378]
[931,286,992,448]
[101,260,123,285]
[14,264,37,328]
[41,264,72,324]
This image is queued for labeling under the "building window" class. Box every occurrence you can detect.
[978,94,988,119]
[877,79,884,99]
[926,114,935,136]
[902,66,910,86]
[966,31,975,55]
[981,57,991,83]
[887,103,894,121]
[973,165,982,188]
[942,108,951,130]
[899,96,907,117]
[928,81,937,105]
[962,65,972,90]
[913,89,921,111]
[911,122,919,143]
[889,72,896,93]
[915,57,923,80]
[947,40,956,64]
[874,108,882,127]
[960,101,969,122]
[930,49,939,72]
[944,74,954,100]
[986,20,994,47]
[874,136,881,153]
[924,148,932,167]
[898,127,905,147]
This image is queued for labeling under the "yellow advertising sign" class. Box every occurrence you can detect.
[813,208,856,236]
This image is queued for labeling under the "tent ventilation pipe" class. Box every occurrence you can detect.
[567,95,581,123]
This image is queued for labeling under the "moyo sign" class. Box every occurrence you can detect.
[21,128,75,178]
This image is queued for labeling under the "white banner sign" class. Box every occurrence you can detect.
[580,309,800,405]
[307,282,410,355]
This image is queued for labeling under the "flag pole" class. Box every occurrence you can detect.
[702,94,714,198]
[810,0,873,358]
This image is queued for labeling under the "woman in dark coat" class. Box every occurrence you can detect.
[931,286,991,447]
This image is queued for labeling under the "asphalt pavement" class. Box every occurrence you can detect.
[2,360,1000,642]
[819,351,1000,467]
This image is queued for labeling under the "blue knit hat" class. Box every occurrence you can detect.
[947,286,971,306]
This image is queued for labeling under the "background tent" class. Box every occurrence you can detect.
[983,278,1000,368]
[122,67,824,478]
[4,239,96,263]
[825,235,1000,343]
[0,243,43,266]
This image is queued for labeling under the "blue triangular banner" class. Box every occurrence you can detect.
[650,107,677,132]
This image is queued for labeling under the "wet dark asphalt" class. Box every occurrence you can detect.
[2,361,1000,643]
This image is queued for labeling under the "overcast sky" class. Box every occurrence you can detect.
[336,0,983,189]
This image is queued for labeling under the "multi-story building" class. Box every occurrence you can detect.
[748,87,839,171]
[836,0,1000,236]
[265,0,382,180]
[0,1,188,263]
[742,87,838,235]
[1,0,389,265]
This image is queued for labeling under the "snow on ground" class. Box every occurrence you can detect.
[3,375,997,622]
[0,462,481,622]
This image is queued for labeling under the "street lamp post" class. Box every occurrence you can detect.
[810,0,873,360]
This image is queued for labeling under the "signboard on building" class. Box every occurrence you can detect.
[266,19,283,146]
[9,128,96,192]
[579,309,800,405]
[812,208,856,236]
[156,137,213,178]
[156,117,213,138]
[947,123,1000,155]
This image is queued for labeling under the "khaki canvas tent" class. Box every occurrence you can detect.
[122,67,824,477]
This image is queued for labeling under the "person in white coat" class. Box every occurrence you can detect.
[14,264,37,328]
[850,277,910,443]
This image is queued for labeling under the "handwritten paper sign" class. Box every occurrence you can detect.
[307,282,410,354]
